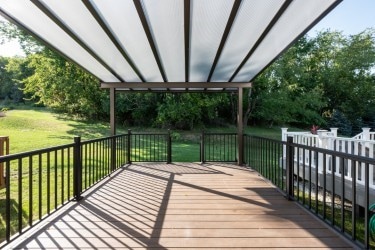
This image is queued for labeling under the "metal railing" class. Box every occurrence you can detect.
[0,134,128,246]
[127,130,171,163]
[244,134,375,249]
[200,132,237,162]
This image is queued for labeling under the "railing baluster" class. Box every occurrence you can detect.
[61,148,64,205]
[341,156,345,232]
[351,160,357,241]
[54,150,57,210]
[39,153,43,219]
[6,160,10,242]
[29,155,33,226]
[47,152,50,214]
[18,158,22,234]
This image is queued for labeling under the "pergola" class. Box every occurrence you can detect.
[0,0,342,165]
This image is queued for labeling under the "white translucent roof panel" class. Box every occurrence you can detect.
[169,88,186,91]
[207,88,224,91]
[211,0,284,82]
[0,0,341,86]
[142,0,185,82]
[189,0,233,82]
[0,0,118,82]
[40,0,140,82]
[92,0,163,82]
[233,0,337,82]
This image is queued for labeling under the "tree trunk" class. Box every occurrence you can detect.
[243,88,253,127]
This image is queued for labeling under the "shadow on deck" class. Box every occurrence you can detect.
[6,163,354,249]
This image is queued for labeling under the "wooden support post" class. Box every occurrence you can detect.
[0,136,9,189]
[110,87,116,136]
[237,87,243,166]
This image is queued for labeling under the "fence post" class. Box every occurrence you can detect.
[286,136,294,200]
[167,129,172,164]
[127,129,132,164]
[201,130,205,164]
[330,128,338,137]
[362,128,371,140]
[0,136,9,189]
[73,136,83,201]
[111,136,116,172]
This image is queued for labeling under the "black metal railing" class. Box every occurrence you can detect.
[127,130,171,163]
[0,134,128,246]
[243,135,286,192]
[200,131,237,162]
[244,134,375,249]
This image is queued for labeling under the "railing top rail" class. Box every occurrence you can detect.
[284,132,311,135]
[204,132,237,135]
[130,132,169,135]
[290,141,375,164]
[319,135,375,143]
[244,134,284,144]
[0,142,75,162]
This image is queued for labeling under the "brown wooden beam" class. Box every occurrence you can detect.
[237,87,243,166]
[110,88,116,136]
[101,82,252,89]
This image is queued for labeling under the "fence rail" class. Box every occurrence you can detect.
[200,132,237,163]
[127,130,171,163]
[244,134,375,249]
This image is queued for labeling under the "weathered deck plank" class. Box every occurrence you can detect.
[7,162,354,249]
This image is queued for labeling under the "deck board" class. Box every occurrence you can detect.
[7,162,355,249]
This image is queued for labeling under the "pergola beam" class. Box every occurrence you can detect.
[110,88,116,136]
[101,82,252,89]
[237,87,243,165]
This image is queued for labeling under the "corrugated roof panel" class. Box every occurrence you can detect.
[142,0,185,82]
[0,0,341,86]
[233,0,338,82]
[0,0,119,82]
[40,0,141,82]
[189,0,233,82]
[91,0,163,82]
[211,0,284,82]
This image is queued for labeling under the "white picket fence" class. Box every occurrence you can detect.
[281,128,375,193]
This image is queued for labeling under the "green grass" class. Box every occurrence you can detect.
[0,107,112,153]
[0,107,286,157]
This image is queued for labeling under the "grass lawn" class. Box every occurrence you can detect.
[0,107,284,155]
[0,107,113,154]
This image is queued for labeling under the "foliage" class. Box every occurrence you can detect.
[23,52,107,119]
[251,29,375,130]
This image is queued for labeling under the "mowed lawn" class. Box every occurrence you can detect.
[0,108,112,154]
[0,107,283,157]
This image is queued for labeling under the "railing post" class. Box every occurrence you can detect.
[127,129,132,164]
[330,128,338,137]
[281,128,288,159]
[0,136,9,189]
[286,136,294,200]
[201,130,205,163]
[111,136,116,172]
[73,136,83,201]
[362,128,371,141]
[167,129,172,164]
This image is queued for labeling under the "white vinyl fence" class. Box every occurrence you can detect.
[281,128,375,206]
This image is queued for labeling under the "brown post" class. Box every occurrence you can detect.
[0,136,10,189]
[286,136,294,200]
[110,87,116,136]
[237,88,243,165]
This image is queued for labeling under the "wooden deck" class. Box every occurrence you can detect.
[7,162,354,249]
